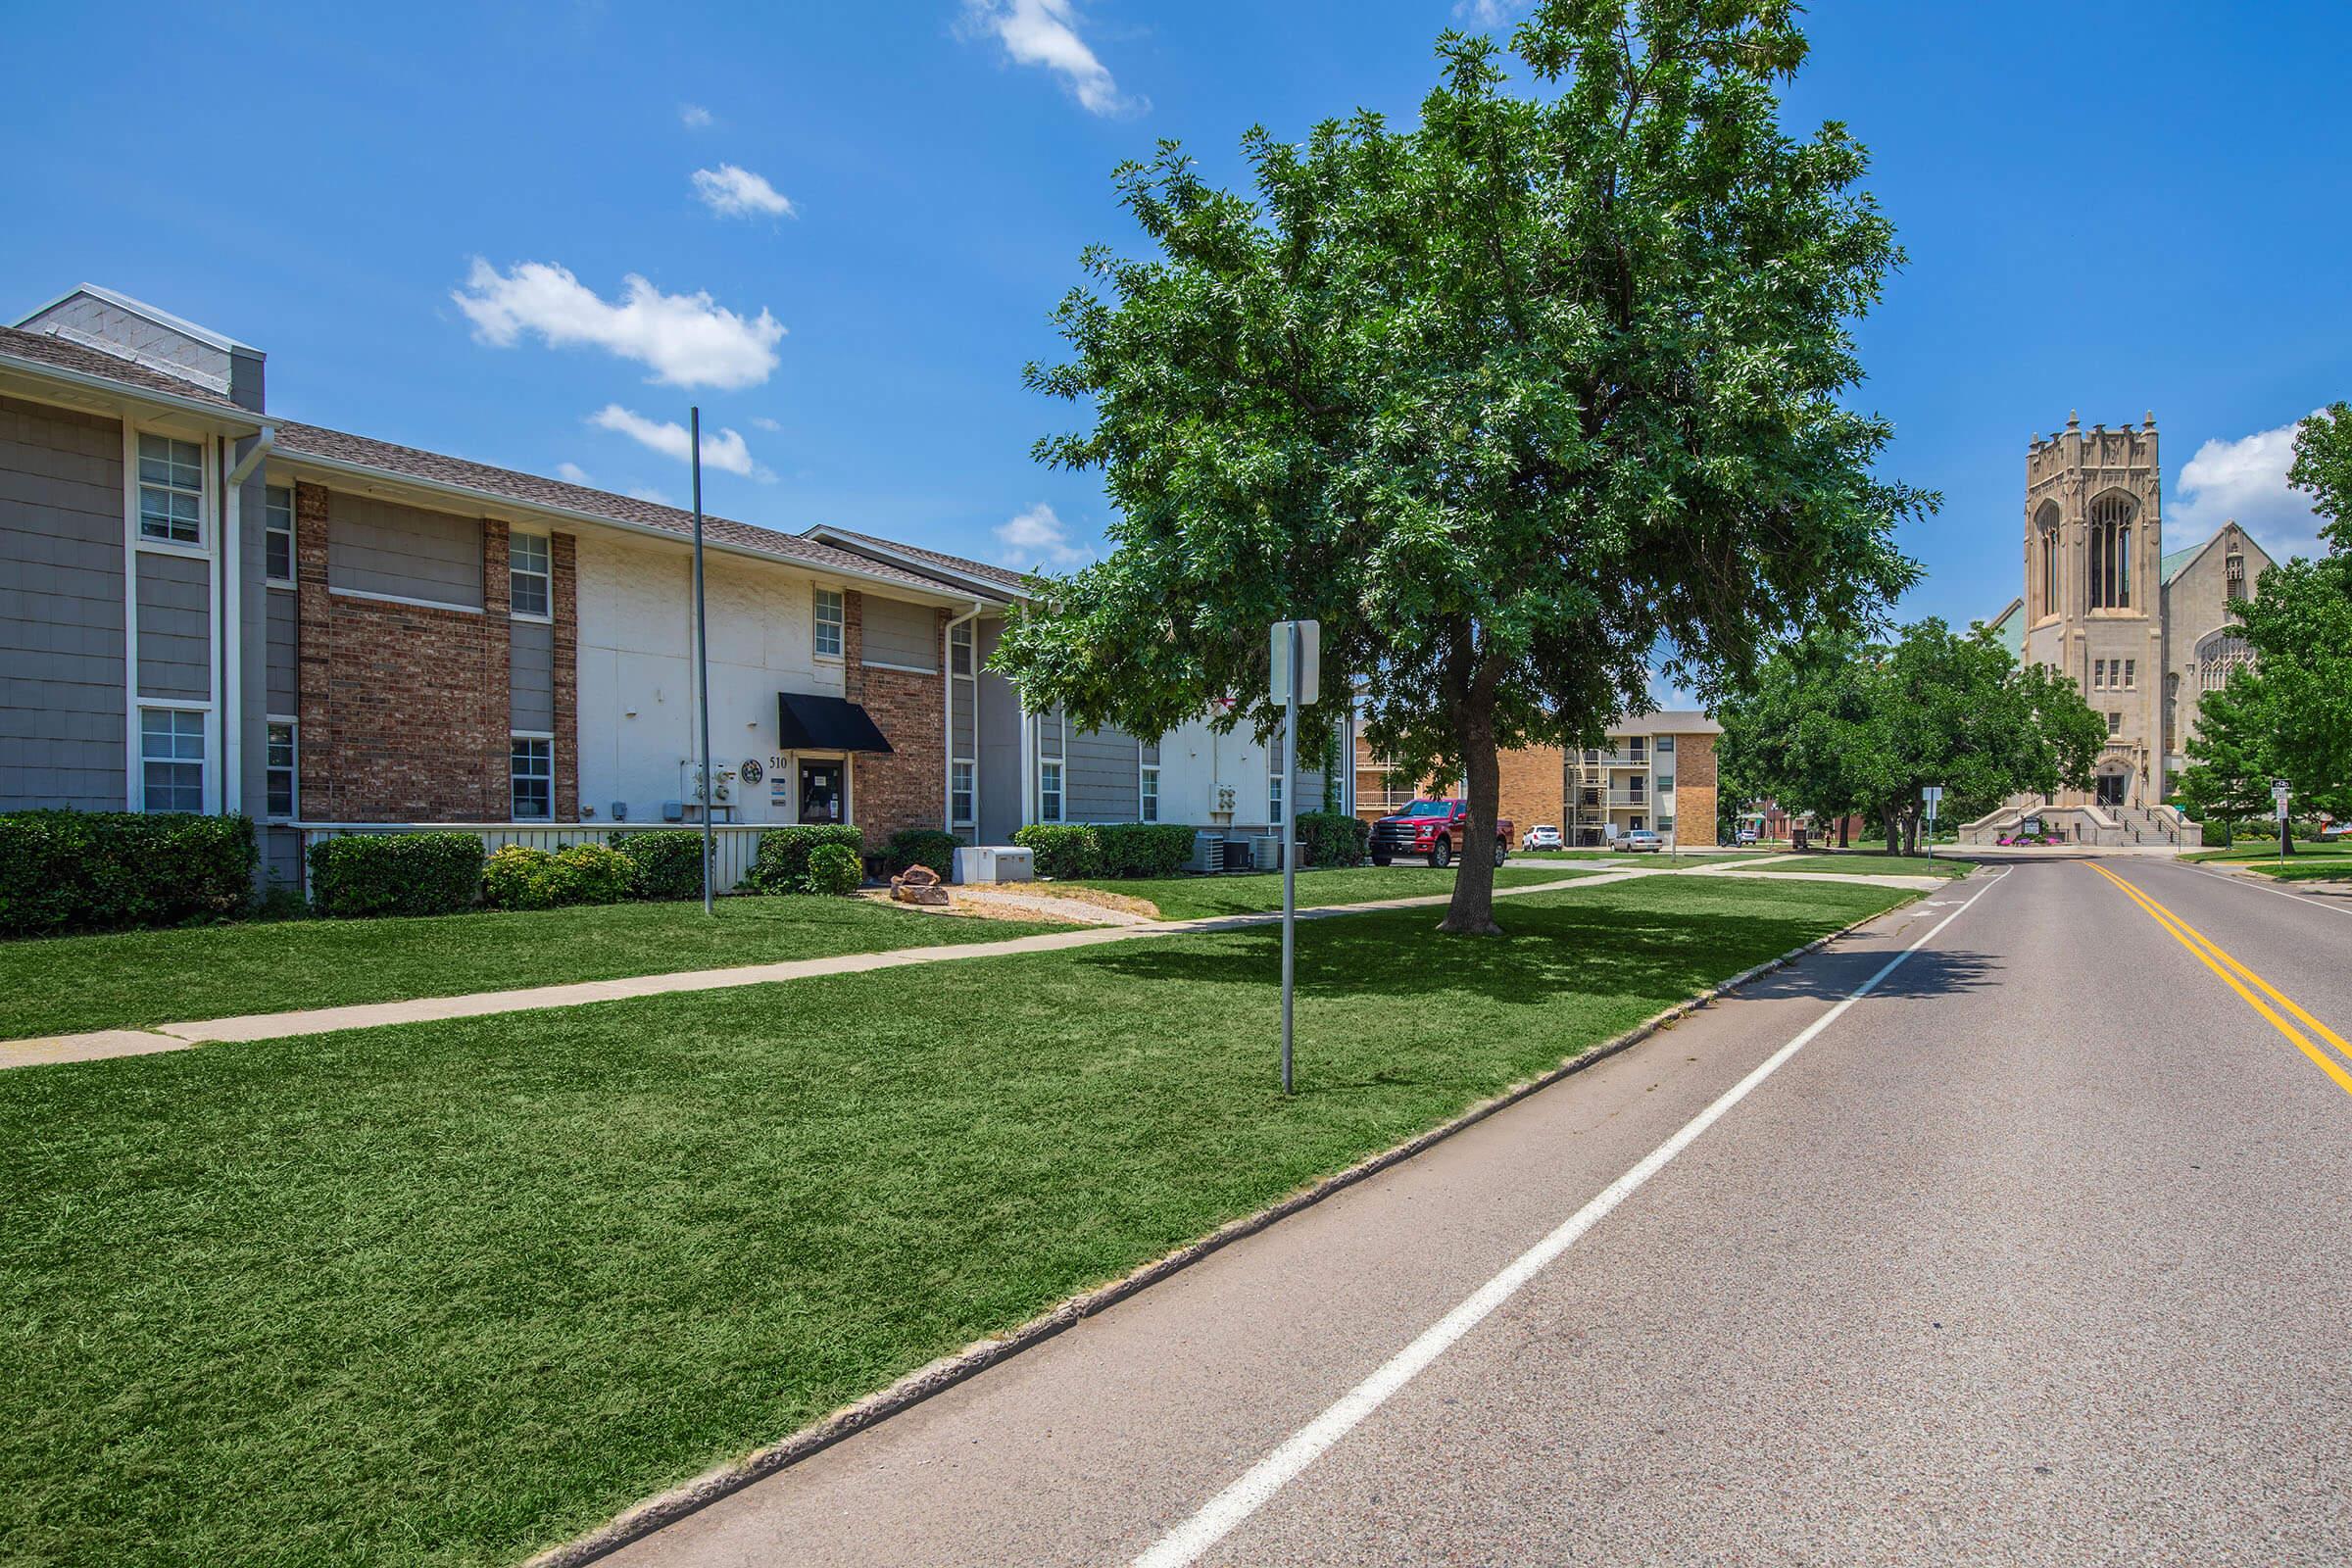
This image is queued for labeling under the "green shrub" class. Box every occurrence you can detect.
[804,841,864,897]
[538,844,632,906]
[0,809,256,937]
[1096,823,1197,878]
[1012,823,1102,880]
[745,824,864,894]
[2204,820,2233,848]
[884,827,959,878]
[308,832,483,918]
[1296,810,1368,868]
[480,845,557,910]
[612,830,709,900]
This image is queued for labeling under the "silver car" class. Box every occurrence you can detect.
[1521,823,1564,851]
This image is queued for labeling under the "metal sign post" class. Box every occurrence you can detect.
[2276,778,2292,862]
[1271,619,1319,1096]
[692,407,714,916]
[1922,785,1943,863]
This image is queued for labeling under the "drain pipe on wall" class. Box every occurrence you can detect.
[219,423,276,816]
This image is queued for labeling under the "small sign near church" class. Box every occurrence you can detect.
[2275,779,2291,820]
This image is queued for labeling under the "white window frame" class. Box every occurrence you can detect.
[813,587,845,661]
[264,483,296,586]
[950,619,974,677]
[1039,760,1064,823]
[2108,710,2122,736]
[509,529,553,621]
[135,430,209,551]
[2122,658,2135,691]
[511,731,555,821]
[264,717,299,821]
[139,705,210,814]
[1141,763,1160,824]
[951,759,976,827]
[1269,769,1285,826]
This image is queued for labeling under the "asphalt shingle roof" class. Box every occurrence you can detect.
[0,323,249,411]
[805,524,1035,595]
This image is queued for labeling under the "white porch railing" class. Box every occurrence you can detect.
[297,822,770,895]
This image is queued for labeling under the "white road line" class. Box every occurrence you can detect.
[1131,868,2013,1568]
[2181,861,2352,918]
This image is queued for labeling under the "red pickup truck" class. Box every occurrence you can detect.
[1368,799,1513,868]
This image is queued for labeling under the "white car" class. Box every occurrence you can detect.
[1614,830,1664,853]
[1521,823,1564,851]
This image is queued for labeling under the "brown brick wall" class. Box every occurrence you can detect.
[293,480,573,822]
[1671,732,1719,846]
[1495,743,1564,837]
[843,593,946,844]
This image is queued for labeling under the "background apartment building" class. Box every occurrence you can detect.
[1357,710,1722,848]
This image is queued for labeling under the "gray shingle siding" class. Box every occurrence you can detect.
[861,595,937,671]
[510,617,554,732]
[0,395,127,808]
[328,492,482,608]
[1066,724,1139,822]
[135,549,212,700]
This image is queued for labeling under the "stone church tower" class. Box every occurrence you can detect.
[2019,413,2167,807]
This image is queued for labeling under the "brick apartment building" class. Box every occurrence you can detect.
[1357,710,1723,848]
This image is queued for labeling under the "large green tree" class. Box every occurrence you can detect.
[993,0,1927,933]
[1719,619,2104,855]
[2177,403,2352,839]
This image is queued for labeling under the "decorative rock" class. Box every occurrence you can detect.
[891,864,951,906]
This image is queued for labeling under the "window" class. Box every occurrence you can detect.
[509,532,551,618]
[1655,735,1675,755]
[2196,630,2253,692]
[511,735,553,819]
[2107,710,2122,736]
[1269,771,1285,825]
[1141,764,1160,823]
[1039,760,1063,822]
[265,485,294,582]
[2092,659,2107,691]
[1655,772,1674,796]
[813,587,845,659]
[266,721,297,819]
[140,708,205,812]
[952,760,975,826]
[1657,816,1675,837]
[2226,552,2246,602]
[137,433,204,545]
[2122,659,2135,691]
[951,620,974,676]
[2034,501,2061,616]
[2087,492,2132,610]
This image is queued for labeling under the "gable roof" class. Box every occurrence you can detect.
[270,421,956,597]
[1984,595,2026,661]
[17,282,259,354]
[2161,523,2275,587]
[803,524,1033,600]
[0,322,253,417]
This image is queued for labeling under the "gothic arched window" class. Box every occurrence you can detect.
[2088,492,2133,610]
[2196,628,2251,692]
[2034,501,2060,617]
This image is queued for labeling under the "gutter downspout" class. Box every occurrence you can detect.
[220,424,276,817]
[945,600,982,836]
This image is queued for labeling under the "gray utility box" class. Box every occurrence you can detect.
[954,845,1035,886]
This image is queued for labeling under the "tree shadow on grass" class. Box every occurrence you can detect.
[1074,901,2000,1012]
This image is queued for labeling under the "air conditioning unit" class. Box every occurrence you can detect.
[1186,831,1224,875]
[1250,834,1298,871]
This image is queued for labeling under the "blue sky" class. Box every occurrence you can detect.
[5,1,2347,633]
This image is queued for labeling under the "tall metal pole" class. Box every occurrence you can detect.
[1281,619,1299,1095]
[692,407,714,916]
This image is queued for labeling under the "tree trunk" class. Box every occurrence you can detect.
[1903,808,1922,857]
[1838,814,1850,849]
[1441,699,1503,936]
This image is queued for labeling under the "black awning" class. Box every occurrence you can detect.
[778,693,895,754]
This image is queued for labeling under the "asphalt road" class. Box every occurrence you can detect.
[604,855,2352,1568]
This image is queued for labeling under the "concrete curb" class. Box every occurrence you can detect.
[523,887,1928,1568]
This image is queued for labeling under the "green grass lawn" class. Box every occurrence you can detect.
[2183,841,2352,870]
[1511,848,1743,866]
[1054,863,1582,921]
[0,897,1069,1039]
[1728,851,1973,879]
[0,875,1916,1568]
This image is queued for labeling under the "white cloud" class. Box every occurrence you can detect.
[555,461,592,485]
[992,502,1095,570]
[2171,412,2328,564]
[589,404,767,479]
[692,164,796,220]
[751,416,782,432]
[453,260,784,390]
[1451,0,1528,25]
[679,103,712,128]
[959,0,1143,117]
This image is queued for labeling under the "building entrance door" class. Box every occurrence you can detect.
[799,760,845,824]
[2095,773,2127,808]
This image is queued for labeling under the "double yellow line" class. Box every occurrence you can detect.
[2087,861,2352,1100]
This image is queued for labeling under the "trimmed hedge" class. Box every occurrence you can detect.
[744,825,864,895]
[538,844,632,906]
[1297,810,1368,868]
[1013,822,1198,880]
[884,828,959,878]
[0,809,256,938]
[1096,823,1197,878]
[1011,823,1102,880]
[308,832,484,918]
[804,841,864,897]
[612,831,709,901]
[480,845,554,910]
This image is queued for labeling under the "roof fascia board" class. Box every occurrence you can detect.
[805,524,1028,601]
[272,446,969,605]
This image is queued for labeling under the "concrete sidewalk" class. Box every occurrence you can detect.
[0,860,1936,1071]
